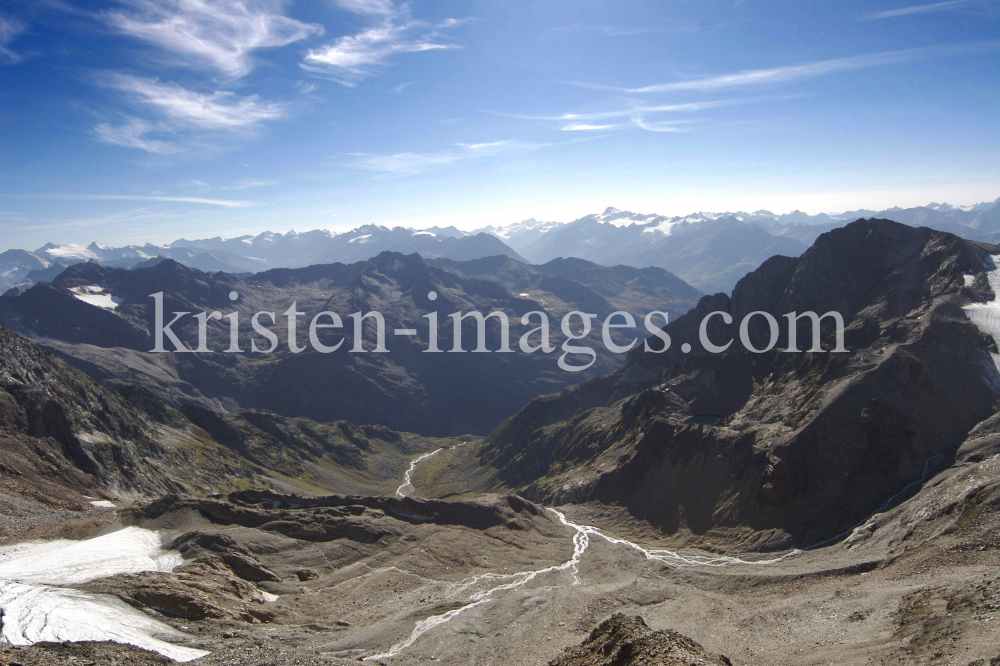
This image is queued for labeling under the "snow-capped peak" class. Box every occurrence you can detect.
[37,243,100,262]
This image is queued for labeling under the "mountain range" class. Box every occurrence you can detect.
[2,198,997,297]
[0,252,702,436]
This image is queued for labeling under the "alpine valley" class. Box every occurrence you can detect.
[3,212,1000,666]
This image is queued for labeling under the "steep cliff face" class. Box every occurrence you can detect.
[477,220,1000,548]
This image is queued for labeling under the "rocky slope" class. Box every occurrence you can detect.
[0,327,464,539]
[474,219,1000,548]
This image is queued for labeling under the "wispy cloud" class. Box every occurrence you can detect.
[502,96,790,123]
[0,12,26,63]
[303,1,464,86]
[630,118,699,133]
[34,194,250,207]
[303,23,458,85]
[95,75,288,153]
[863,0,972,20]
[560,123,618,131]
[94,117,182,153]
[219,178,278,190]
[330,0,395,15]
[571,41,1000,94]
[346,140,547,173]
[105,0,323,78]
[102,74,288,130]
[388,80,415,94]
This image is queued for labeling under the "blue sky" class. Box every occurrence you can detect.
[0,0,998,250]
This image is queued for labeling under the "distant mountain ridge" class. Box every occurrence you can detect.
[0,228,525,294]
[2,197,997,296]
[474,198,1000,292]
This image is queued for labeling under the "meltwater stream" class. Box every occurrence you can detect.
[395,442,468,498]
[395,449,445,498]
[0,526,209,662]
[367,451,802,661]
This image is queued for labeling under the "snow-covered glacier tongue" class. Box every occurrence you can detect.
[0,526,209,662]
[0,526,182,585]
[0,582,209,662]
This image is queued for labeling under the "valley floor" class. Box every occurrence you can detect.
[3,428,1000,666]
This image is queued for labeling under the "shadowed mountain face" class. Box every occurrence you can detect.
[475,219,1000,548]
[0,326,259,505]
[0,253,702,436]
[0,325,467,530]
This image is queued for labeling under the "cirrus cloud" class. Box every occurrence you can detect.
[102,73,288,130]
[0,12,26,63]
[303,0,464,86]
[95,73,289,153]
[105,0,323,78]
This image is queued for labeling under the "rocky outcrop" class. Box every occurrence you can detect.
[171,532,282,582]
[0,326,203,499]
[124,490,548,542]
[548,614,731,666]
[82,561,277,624]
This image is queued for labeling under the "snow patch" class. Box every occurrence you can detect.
[348,234,372,243]
[642,220,682,235]
[70,286,122,311]
[89,500,116,508]
[411,231,437,237]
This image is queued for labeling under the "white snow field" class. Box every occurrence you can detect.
[69,285,122,310]
[0,526,182,585]
[0,526,208,661]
